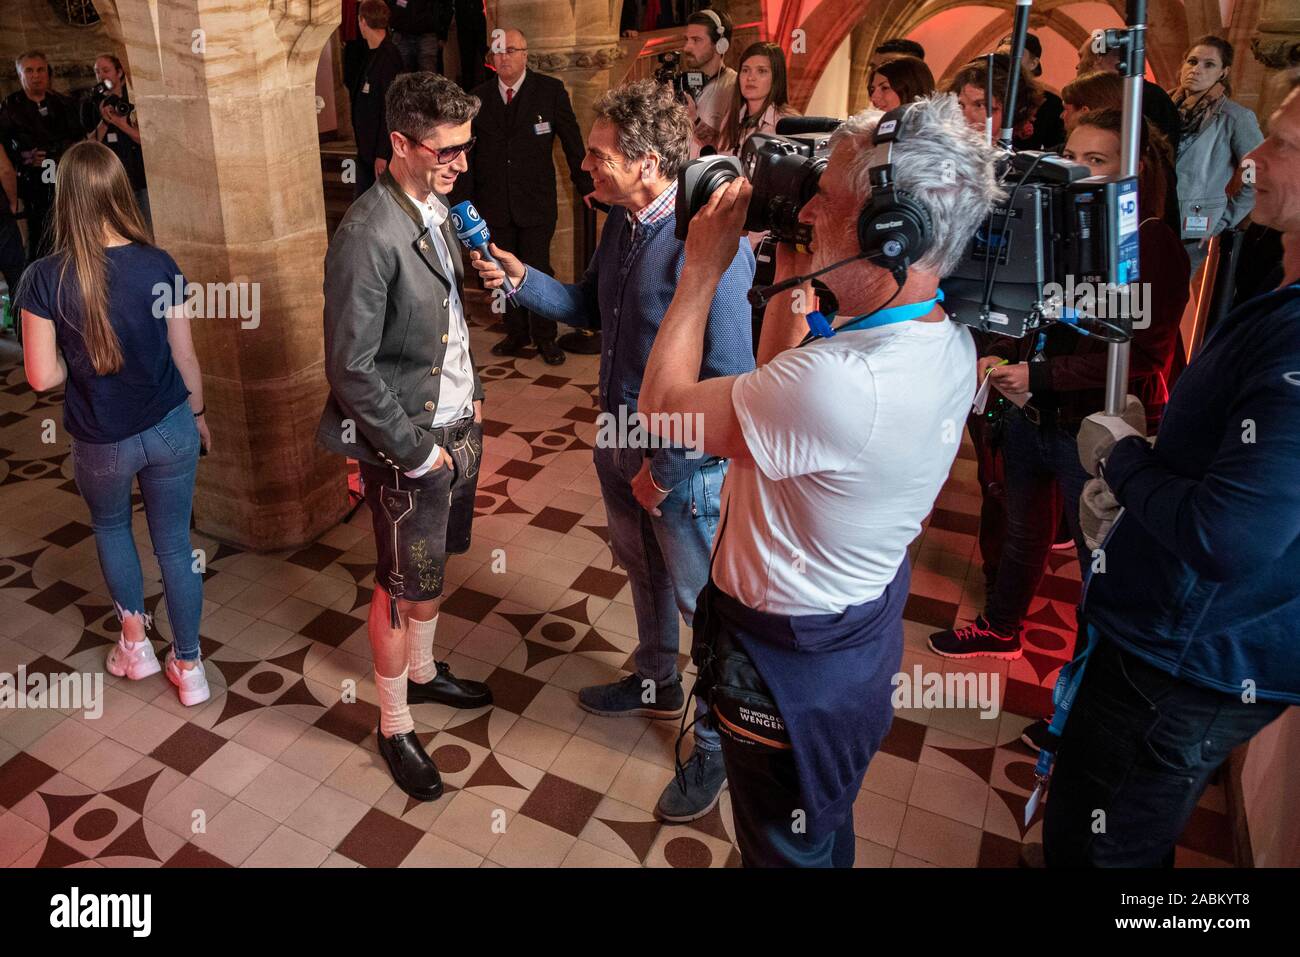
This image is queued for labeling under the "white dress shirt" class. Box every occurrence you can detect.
[403,191,476,477]
[499,69,526,105]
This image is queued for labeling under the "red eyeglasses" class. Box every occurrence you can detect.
[398,132,476,165]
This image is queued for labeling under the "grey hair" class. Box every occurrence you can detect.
[829,93,1004,277]
[593,80,692,180]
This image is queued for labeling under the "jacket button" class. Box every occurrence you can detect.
[442,298,449,308]
[431,367,441,376]
[424,400,435,411]
[442,334,449,343]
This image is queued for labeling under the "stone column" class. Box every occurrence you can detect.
[490,0,622,281]
[94,0,350,551]
[846,20,879,116]
[1250,0,1300,122]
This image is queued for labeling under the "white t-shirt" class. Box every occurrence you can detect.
[713,316,976,616]
[690,65,737,159]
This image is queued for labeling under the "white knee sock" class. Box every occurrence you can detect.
[407,615,440,684]
[375,665,415,737]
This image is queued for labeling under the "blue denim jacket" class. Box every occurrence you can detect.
[1084,283,1300,704]
[513,203,755,489]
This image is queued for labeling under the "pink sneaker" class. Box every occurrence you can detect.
[165,651,211,707]
[106,635,162,680]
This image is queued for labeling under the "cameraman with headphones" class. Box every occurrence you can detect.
[682,9,737,158]
[639,95,1002,866]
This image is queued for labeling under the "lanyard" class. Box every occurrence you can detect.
[803,290,944,342]
[1023,623,1100,825]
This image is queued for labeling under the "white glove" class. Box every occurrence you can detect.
[1077,395,1146,477]
[1080,477,1121,552]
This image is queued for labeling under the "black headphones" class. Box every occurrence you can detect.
[856,105,934,282]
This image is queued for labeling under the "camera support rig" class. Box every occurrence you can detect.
[1102,0,1149,416]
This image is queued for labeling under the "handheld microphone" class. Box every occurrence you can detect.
[773,116,842,136]
[450,200,516,296]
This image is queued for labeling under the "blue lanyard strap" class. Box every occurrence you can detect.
[805,290,945,340]
[1023,623,1101,826]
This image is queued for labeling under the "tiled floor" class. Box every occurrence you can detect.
[0,295,1233,868]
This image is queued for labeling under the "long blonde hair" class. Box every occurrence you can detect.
[51,141,153,375]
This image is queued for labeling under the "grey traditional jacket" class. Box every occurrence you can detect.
[1174,96,1263,241]
[317,170,484,471]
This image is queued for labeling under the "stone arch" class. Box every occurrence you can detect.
[786,0,1189,111]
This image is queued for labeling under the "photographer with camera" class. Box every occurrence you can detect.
[472,79,754,822]
[0,52,84,261]
[1042,75,1300,867]
[681,9,738,158]
[638,95,1001,866]
[930,110,1190,756]
[83,55,150,227]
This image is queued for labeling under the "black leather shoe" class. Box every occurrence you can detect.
[377,729,443,801]
[538,340,566,365]
[491,332,531,357]
[557,330,602,355]
[408,661,493,709]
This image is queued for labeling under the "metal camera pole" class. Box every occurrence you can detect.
[1103,0,1147,415]
[998,0,1033,149]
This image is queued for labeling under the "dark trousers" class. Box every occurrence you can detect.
[354,156,377,200]
[967,411,1006,588]
[22,198,53,262]
[985,410,1090,635]
[720,731,858,867]
[495,221,557,345]
[454,0,488,90]
[0,217,25,294]
[1044,636,1287,867]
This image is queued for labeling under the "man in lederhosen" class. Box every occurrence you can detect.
[318,72,492,801]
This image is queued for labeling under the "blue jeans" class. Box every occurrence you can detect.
[985,409,1091,635]
[1044,635,1287,866]
[71,401,204,660]
[594,445,724,750]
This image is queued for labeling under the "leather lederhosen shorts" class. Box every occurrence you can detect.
[359,415,482,605]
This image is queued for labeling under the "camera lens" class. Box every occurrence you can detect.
[696,164,737,209]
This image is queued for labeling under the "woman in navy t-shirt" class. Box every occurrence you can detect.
[16,141,213,707]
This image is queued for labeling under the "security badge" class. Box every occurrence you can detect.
[533,115,551,135]
[361,82,370,94]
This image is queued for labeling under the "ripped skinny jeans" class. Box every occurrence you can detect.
[70,401,204,660]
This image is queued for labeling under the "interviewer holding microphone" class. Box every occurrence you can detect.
[472,80,755,824]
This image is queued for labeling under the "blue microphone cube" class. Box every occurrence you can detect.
[450,201,491,250]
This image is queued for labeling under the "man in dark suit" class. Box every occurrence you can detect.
[0,52,82,261]
[452,28,593,365]
[350,0,406,198]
